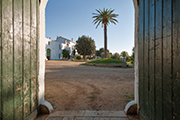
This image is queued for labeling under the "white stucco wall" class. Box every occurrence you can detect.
[133,0,139,111]
[45,36,76,60]
[38,0,48,105]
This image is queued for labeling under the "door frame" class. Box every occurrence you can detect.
[38,0,140,113]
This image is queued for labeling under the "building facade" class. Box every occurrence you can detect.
[45,36,76,60]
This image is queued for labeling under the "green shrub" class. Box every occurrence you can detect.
[76,56,82,60]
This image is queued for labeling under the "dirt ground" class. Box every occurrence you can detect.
[36,60,139,119]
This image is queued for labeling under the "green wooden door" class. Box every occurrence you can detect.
[138,0,180,119]
[0,0,39,119]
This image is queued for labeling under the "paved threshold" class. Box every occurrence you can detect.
[46,111,128,120]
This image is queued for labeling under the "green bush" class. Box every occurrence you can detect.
[76,56,82,60]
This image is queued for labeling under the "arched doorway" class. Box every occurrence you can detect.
[1,0,179,119]
[39,0,139,115]
[39,1,180,119]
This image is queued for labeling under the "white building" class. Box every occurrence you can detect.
[45,36,76,60]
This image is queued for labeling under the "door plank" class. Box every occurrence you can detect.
[14,0,23,119]
[23,0,31,117]
[149,0,155,119]
[30,0,37,112]
[0,0,2,119]
[155,0,163,119]
[162,0,173,119]
[172,0,180,119]
[138,0,144,116]
[144,0,149,118]
[2,0,14,119]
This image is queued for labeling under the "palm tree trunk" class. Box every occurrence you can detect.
[104,24,107,58]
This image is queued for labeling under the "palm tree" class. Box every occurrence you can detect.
[92,8,118,58]
[120,51,129,61]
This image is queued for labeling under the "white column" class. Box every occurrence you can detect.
[133,0,139,111]
[38,0,49,105]
[124,0,139,114]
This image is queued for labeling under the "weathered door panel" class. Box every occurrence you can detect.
[23,0,31,117]
[162,1,173,119]
[155,0,163,119]
[14,0,23,119]
[173,1,180,119]
[139,0,180,119]
[0,0,39,119]
[30,0,38,112]
[2,0,14,119]
[0,0,1,119]
[148,0,155,119]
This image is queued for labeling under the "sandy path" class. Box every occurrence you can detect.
[44,61,135,111]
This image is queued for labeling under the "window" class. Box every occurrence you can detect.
[59,54,61,59]
[48,41,50,45]
[59,44,61,49]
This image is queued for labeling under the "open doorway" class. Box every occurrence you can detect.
[47,48,51,60]
[38,0,139,119]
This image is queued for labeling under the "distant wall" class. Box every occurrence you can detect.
[45,37,75,60]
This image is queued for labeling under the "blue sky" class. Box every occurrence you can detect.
[45,0,134,55]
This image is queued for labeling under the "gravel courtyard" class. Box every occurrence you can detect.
[44,60,135,111]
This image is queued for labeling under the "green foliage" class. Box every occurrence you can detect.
[92,8,118,58]
[126,56,131,61]
[100,52,111,58]
[72,49,76,57]
[131,47,135,64]
[75,35,96,59]
[96,48,110,57]
[76,56,82,60]
[111,52,120,60]
[62,49,70,59]
[92,8,119,28]
[126,61,133,65]
[88,58,125,64]
[120,51,129,61]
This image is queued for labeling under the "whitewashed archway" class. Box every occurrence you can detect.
[38,0,139,114]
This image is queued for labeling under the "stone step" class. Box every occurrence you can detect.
[46,111,128,120]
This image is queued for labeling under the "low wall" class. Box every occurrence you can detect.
[86,63,127,67]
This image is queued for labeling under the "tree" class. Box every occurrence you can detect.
[120,51,129,61]
[92,8,118,58]
[96,48,109,57]
[62,49,70,59]
[112,52,120,60]
[131,47,135,64]
[72,49,76,57]
[75,35,96,59]
[100,52,111,58]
